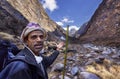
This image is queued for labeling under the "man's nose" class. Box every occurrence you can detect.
[37,37,42,41]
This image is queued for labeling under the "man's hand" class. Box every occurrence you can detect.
[56,42,65,51]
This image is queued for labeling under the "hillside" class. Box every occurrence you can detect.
[76,0,120,47]
[0,0,65,41]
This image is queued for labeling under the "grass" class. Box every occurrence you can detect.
[86,59,120,79]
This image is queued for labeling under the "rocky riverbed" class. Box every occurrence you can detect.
[45,42,120,79]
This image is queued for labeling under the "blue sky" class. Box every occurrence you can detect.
[40,0,102,30]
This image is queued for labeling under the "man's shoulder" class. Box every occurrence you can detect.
[9,59,29,70]
[0,59,30,78]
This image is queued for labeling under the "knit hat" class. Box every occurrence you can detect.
[21,22,47,42]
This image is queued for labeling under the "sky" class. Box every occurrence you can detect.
[39,0,102,30]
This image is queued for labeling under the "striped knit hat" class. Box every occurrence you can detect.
[21,22,47,42]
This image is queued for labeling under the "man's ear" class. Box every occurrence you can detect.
[24,38,28,45]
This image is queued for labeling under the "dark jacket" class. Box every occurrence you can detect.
[0,47,59,79]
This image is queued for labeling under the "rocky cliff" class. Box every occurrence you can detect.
[0,0,28,36]
[77,0,120,47]
[0,0,65,41]
[0,0,120,47]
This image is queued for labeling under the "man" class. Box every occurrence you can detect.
[0,22,64,79]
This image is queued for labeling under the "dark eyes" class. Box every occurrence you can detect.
[39,35,44,39]
[30,35,44,39]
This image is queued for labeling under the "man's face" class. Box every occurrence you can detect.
[25,30,44,55]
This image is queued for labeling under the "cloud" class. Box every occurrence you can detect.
[62,17,74,23]
[69,25,79,30]
[41,0,58,12]
[56,17,74,26]
[56,17,75,27]
[63,25,79,31]
[56,21,64,26]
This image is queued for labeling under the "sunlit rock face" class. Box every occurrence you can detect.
[0,0,65,41]
[77,0,120,47]
[0,1,28,36]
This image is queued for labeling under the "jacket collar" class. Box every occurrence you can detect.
[18,47,38,66]
[18,47,48,79]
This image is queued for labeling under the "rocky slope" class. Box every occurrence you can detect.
[76,0,120,47]
[0,1,28,36]
[0,0,65,41]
